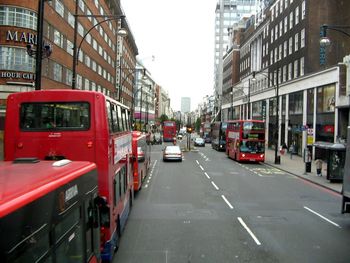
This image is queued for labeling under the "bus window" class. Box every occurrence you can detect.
[121,108,129,131]
[54,207,80,243]
[55,225,83,263]
[20,102,90,131]
[117,105,124,131]
[7,224,50,263]
[111,104,119,132]
[106,101,113,132]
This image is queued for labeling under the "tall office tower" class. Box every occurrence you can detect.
[213,0,258,98]
[181,97,191,113]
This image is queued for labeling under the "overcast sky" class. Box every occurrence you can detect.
[121,0,217,111]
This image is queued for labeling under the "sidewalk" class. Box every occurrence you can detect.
[264,148,342,194]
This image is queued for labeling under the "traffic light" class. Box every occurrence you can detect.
[186,126,193,133]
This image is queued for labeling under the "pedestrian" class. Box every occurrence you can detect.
[289,144,295,159]
[315,159,323,176]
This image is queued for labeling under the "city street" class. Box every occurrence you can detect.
[114,136,350,263]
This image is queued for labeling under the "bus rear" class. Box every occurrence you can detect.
[0,159,100,263]
[162,121,176,142]
[4,90,133,262]
[226,120,265,162]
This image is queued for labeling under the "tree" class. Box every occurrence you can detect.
[195,118,201,132]
[159,114,169,124]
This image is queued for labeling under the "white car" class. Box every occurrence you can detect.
[163,145,183,162]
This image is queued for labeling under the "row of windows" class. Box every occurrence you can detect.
[107,100,131,133]
[0,46,35,72]
[52,0,116,50]
[0,6,37,30]
[47,24,115,85]
[248,57,305,94]
[271,0,306,22]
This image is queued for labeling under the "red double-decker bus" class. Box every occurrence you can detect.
[226,120,265,162]
[4,90,133,262]
[0,159,100,263]
[162,121,176,142]
[132,131,151,191]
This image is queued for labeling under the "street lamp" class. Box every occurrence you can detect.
[252,69,280,164]
[71,0,126,91]
[230,90,233,120]
[320,24,350,47]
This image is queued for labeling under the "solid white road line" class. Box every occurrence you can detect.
[221,195,234,209]
[199,165,204,171]
[211,181,219,190]
[196,160,199,165]
[237,217,262,246]
[204,172,210,179]
[304,206,341,228]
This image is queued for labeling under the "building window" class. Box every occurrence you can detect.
[284,41,287,57]
[55,0,64,18]
[0,6,37,30]
[271,29,274,43]
[77,22,84,37]
[283,65,287,82]
[284,17,288,33]
[77,74,82,89]
[300,28,305,48]
[85,55,90,67]
[0,46,35,72]
[54,29,64,48]
[294,33,299,51]
[84,78,90,90]
[279,21,283,37]
[302,1,306,19]
[295,6,299,25]
[317,85,335,113]
[289,37,293,55]
[289,12,293,29]
[66,39,73,56]
[275,25,278,40]
[288,63,292,80]
[300,57,305,76]
[68,12,74,27]
[294,60,298,78]
[66,68,72,86]
[53,63,62,82]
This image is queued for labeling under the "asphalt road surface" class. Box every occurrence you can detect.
[114,137,350,263]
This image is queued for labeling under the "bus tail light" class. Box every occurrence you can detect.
[242,154,246,158]
[87,141,93,148]
[260,154,264,158]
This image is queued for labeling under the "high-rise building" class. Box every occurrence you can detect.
[181,97,191,113]
[214,0,258,97]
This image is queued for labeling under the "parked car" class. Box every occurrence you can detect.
[177,134,183,140]
[163,145,183,162]
[194,137,205,147]
[153,132,162,144]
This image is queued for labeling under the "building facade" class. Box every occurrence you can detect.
[221,0,350,158]
[181,97,191,113]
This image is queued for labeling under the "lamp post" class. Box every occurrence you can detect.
[230,90,233,120]
[320,24,350,47]
[25,0,52,90]
[252,69,280,164]
[71,0,126,90]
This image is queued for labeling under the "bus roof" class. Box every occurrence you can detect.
[0,160,96,217]
[7,89,130,110]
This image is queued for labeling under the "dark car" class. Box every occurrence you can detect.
[204,137,211,143]
[194,137,205,147]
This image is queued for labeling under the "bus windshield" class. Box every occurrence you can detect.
[240,141,265,153]
[20,102,90,131]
